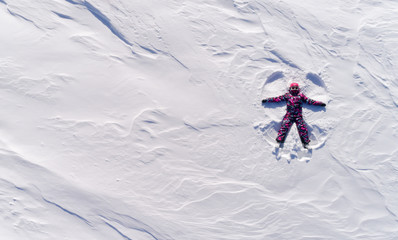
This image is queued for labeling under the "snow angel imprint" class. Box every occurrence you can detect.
[262,83,326,148]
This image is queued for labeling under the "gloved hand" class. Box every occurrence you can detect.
[262,99,267,104]
[320,103,326,107]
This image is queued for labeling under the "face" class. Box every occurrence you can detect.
[289,86,299,95]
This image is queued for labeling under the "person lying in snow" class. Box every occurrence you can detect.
[262,83,326,149]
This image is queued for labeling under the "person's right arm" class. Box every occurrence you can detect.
[262,93,287,104]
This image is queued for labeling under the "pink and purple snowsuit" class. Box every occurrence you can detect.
[262,91,325,144]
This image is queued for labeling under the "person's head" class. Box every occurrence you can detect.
[289,82,300,95]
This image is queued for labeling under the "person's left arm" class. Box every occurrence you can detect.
[300,93,326,106]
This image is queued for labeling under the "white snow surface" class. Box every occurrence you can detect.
[1,0,398,239]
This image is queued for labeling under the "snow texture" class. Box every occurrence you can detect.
[1,0,398,239]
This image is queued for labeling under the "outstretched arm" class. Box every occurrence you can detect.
[262,93,288,104]
[300,93,326,106]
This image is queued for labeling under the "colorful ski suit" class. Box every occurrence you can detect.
[262,92,325,144]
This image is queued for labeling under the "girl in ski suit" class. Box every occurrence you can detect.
[262,83,326,148]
